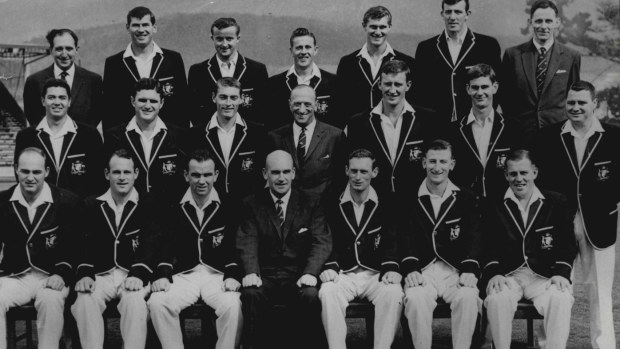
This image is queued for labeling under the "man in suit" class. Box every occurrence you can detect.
[412,0,501,125]
[482,149,577,349]
[536,81,619,349]
[268,85,346,201]
[103,6,188,130]
[104,78,185,202]
[319,148,403,349]
[15,78,104,198]
[335,6,415,128]
[501,0,580,143]
[188,17,268,126]
[449,64,524,200]
[237,150,331,349]
[347,60,436,196]
[0,147,78,349]
[400,139,482,349]
[149,149,242,349]
[267,28,338,129]
[23,28,103,127]
[72,149,159,349]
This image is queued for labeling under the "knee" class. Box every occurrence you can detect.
[299,286,319,304]
[220,292,242,312]
[484,289,513,308]
[547,288,573,308]
[120,290,147,308]
[404,286,430,304]
[240,286,265,304]
[376,284,404,304]
[318,281,340,301]
[147,292,167,312]
[35,288,66,307]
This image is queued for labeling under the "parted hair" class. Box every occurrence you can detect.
[127,6,156,25]
[41,78,71,98]
[45,29,78,48]
[133,78,163,98]
[466,63,498,84]
[211,17,240,36]
[290,27,317,47]
[363,6,392,27]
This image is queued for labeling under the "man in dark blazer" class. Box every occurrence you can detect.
[23,28,103,127]
[535,81,619,349]
[236,150,331,349]
[267,28,338,130]
[103,6,188,130]
[501,0,580,143]
[15,78,104,198]
[187,17,268,127]
[482,150,577,349]
[411,0,501,125]
[335,6,415,128]
[268,85,346,201]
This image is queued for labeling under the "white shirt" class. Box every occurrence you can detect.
[287,63,322,86]
[293,118,317,156]
[216,51,238,78]
[418,180,460,218]
[466,109,495,167]
[98,188,139,227]
[10,182,54,223]
[53,63,75,88]
[180,187,220,224]
[126,116,167,164]
[270,189,292,218]
[533,38,554,55]
[36,116,77,166]
[357,42,395,78]
[561,118,605,167]
[340,184,379,225]
[504,186,545,226]
[445,27,468,64]
[372,101,415,163]
[123,42,163,79]
[208,112,245,165]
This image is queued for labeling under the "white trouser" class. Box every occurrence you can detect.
[318,268,403,349]
[403,260,481,349]
[147,264,242,349]
[484,266,573,349]
[574,212,616,349]
[0,269,69,349]
[71,268,150,349]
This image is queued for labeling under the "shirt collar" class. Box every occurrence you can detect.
[561,118,605,138]
[357,42,395,61]
[466,109,494,126]
[444,26,468,44]
[216,51,239,69]
[97,188,139,208]
[208,112,245,131]
[180,187,221,208]
[126,116,167,135]
[287,62,322,80]
[504,185,545,208]
[53,63,75,78]
[532,38,554,53]
[417,179,460,199]
[10,182,54,207]
[371,100,414,117]
[123,42,163,60]
[36,115,77,136]
[293,118,316,133]
[340,184,379,206]
[270,189,292,206]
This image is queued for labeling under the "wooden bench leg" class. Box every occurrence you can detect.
[365,313,374,344]
[527,318,535,349]
[26,319,34,349]
[7,318,16,349]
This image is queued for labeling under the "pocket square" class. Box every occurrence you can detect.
[321,154,331,159]
[556,69,567,74]
[298,228,308,234]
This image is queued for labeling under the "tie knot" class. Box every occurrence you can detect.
[59,71,68,80]
[539,47,546,56]
[276,199,283,206]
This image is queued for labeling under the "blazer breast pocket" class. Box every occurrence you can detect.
[67,153,87,176]
[535,226,554,250]
[445,218,462,241]
[241,88,255,108]
[405,140,424,162]
[238,151,256,172]
[493,148,510,169]
[159,154,178,176]
[593,160,612,182]
[158,76,176,97]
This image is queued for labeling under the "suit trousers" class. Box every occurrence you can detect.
[0,269,69,349]
[319,268,403,349]
[148,264,242,349]
[71,268,149,349]
[403,260,481,349]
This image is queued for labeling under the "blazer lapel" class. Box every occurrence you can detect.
[339,200,359,235]
[580,132,603,172]
[181,202,202,234]
[356,55,375,86]
[369,113,392,165]
[285,72,297,92]
[36,130,58,171]
[282,191,300,241]
[125,130,149,171]
[358,200,377,234]
[435,33,454,69]
[435,193,457,228]
[149,52,164,78]
[541,43,561,95]
[284,126,300,170]
[148,129,168,167]
[454,30,475,68]
[204,127,227,168]
[418,195,436,225]
[458,117,482,164]
[99,202,119,238]
[122,56,141,82]
[263,191,283,239]
[520,42,538,98]
[227,123,248,166]
[392,112,415,169]
[71,67,83,101]
[27,203,53,241]
[57,129,77,172]
[560,131,580,177]
[117,201,137,235]
[233,54,248,81]
[206,56,222,84]
[309,75,321,89]
[504,199,526,235]
[304,122,325,160]
[524,198,543,234]
[486,112,506,162]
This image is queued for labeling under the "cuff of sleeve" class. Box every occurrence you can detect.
[128,264,153,285]
[224,263,243,282]
[55,262,73,284]
[460,259,480,276]
[553,261,573,281]
[482,261,501,281]
[322,261,340,273]
[379,261,400,279]
[400,257,420,275]
[155,263,173,283]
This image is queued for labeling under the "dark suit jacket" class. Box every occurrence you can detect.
[236,188,332,279]
[412,30,501,124]
[23,64,103,127]
[501,41,580,141]
[481,189,577,283]
[335,47,415,128]
[266,68,338,130]
[15,120,104,198]
[535,121,620,249]
[103,48,188,130]
[268,121,346,200]
[187,54,268,126]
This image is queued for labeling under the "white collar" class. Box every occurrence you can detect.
[208,112,245,130]
[270,189,292,206]
[123,42,163,60]
[126,116,167,134]
[340,184,378,205]
[444,26,468,44]
[53,63,75,78]
[372,100,414,118]
[10,182,54,206]
[561,118,604,138]
[418,179,460,199]
[287,62,321,80]
[97,188,139,208]
[466,109,494,126]
[180,187,220,208]
[504,185,545,208]
[37,115,77,136]
[357,42,395,60]
[216,51,239,68]
[532,38,554,53]
[293,118,316,132]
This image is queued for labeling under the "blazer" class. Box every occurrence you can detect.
[535,121,620,249]
[268,120,346,200]
[23,64,103,127]
[236,188,332,279]
[399,187,482,276]
[412,30,502,124]
[266,68,338,130]
[15,120,105,198]
[102,48,188,130]
[187,54,268,126]
[481,189,577,283]
[501,41,580,141]
[335,48,415,128]
[449,110,525,200]
[0,185,79,283]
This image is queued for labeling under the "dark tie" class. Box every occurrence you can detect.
[297,127,307,166]
[59,71,68,81]
[275,199,284,226]
[536,47,548,96]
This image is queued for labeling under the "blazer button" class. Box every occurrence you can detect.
[199,239,203,243]
[524,256,529,260]
[453,93,457,96]
[28,243,33,248]
[356,241,361,245]
[116,241,120,244]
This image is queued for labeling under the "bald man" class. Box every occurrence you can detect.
[236,150,332,349]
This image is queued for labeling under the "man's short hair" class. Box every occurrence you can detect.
[442,0,470,12]
[127,6,156,25]
[133,78,163,98]
[530,0,558,17]
[45,29,78,48]
[290,27,317,47]
[15,147,47,167]
[216,77,242,94]
[380,60,411,82]
[425,139,454,158]
[506,149,537,168]
[211,18,240,36]
[186,149,216,171]
[362,6,392,27]
[41,78,71,98]
[569,80,596,100]
[466,64,497,84]
[107,148,135,170]
[348,148,377,169]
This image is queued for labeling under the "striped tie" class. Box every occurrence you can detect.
[59,71,68,81]
[297,127,307,166]
[536,47,548,96]
[275,199,284,226]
